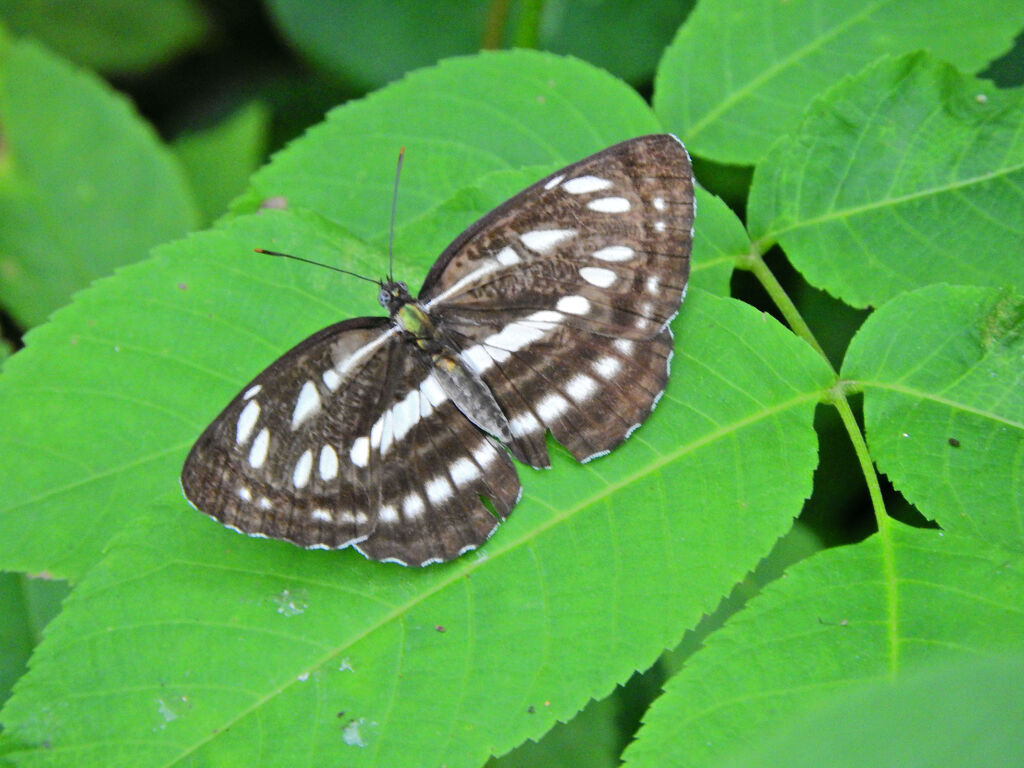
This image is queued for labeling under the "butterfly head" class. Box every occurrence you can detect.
[378,280,412,314]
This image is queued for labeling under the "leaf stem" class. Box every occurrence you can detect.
[741,248,832,368]
[512,0,544,48]
[742,247,889,526]
[829,384,890,531]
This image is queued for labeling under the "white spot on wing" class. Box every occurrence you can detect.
[293,449,313,488]
[646,275,660,293]
[291,381,321,429]
[379,409,394,455]
[594,355,621,379]
[426,476,455,505]
[520,229,575,253]
[579,266,616,288]
[510,410,543,437]
[311,508,332,522]
[248,428,270,468]
[565,373,598,402]
[319,445,339,481]
[544,173,565,190]
[486,321,545,354]
[350,436,370,468]
[450,456,480,485]
[472,440,497,468]
[563,175,612,194]
[420,375,447,407]
[525,310,563,325]
[423,261,501,308]
[392,390,421,442]
[379,504,400,524]
[593,245,634,262]
[243,384,262,400]
[462,344,494,374]
[322,369,341,391]
[536,392,570,422]
[369,413,384,450]
[653,196,666,211]
[236,400,260,445]
[495,246,521,266]
[556,295,590,315]
[613,339,635,355]
[237,486,252,502]
[587,196,631,213]
[654,221,666,233]
[395,493,419,524]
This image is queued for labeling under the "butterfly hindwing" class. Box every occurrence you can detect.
[421,134,693,466]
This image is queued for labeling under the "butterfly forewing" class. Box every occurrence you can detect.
[182,134,695,566]
[182,318,394,549]
[182,318,521,565]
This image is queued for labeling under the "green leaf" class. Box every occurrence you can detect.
[748,52,1024,308]
[237,50,662,259]
[720,654,1024,768]
[0,50,687,582]
[0,38,200,327]
[0,0,207,74]
[655,0,1024,164]
[488,689,623,768]
[172,101,271,225]
[0,268,831,765]
[688,188,744,297]
[0,573,67,707]
[265,0,491,90]
[536,0,693,85]
[622,522,1024,767]
[264,0,692,90]
[842,284,1024,549]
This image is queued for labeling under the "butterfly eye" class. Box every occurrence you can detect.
[378,287,391,305]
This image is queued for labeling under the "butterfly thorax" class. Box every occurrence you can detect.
[379,279,514,444]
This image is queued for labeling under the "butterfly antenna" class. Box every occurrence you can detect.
[388,146,405,283]
[255,249,381,286]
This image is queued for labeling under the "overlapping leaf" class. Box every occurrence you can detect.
[655,0,1024,164]
[623,522,1024,767]
[0,37,200,327]
[747,53,1024,308]
[0,276,831,766]
[843,284,1024,549]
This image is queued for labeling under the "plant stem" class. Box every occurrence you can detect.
[830,385,890,532]
[742,249,832,368]
[512,0,544,49]
[743,247,889,526]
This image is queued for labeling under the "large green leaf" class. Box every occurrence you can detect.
[843,284,1024,549]
[0,50,717,582]
[622,522,1024,767]
[0,268,831,765]
[0,38,200,327]
[265,0,691,90]
[655,0,1024,164]
[0,0,206,73]
[720,654,1024,767]
[0,50,835,765]
[748,52,1024,308]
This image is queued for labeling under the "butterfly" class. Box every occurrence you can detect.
[181,134,695,566]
